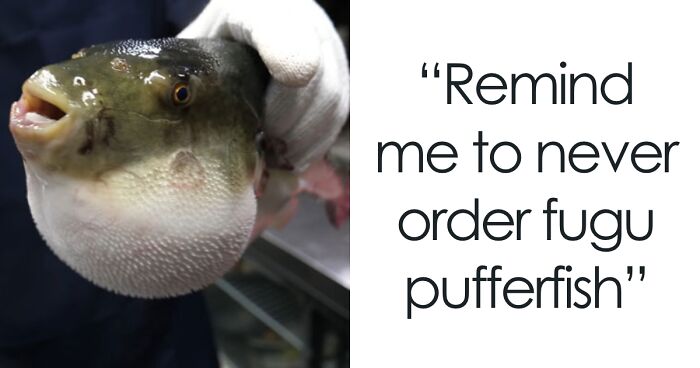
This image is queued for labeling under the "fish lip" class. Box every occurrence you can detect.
[23,77,74,116]
[9,78,77,147]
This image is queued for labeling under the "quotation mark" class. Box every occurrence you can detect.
[627,266,645,281]
[422,62,440,78]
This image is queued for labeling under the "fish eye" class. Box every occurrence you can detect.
[172,83,191,105]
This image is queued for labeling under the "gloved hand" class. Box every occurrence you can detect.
[179,0,349,172]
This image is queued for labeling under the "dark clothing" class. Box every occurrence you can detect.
[0,0,216,366]
[0,294,218,368]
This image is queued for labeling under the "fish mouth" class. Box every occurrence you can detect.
[9,77,74,147]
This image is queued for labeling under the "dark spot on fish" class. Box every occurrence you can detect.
[93,105,117,146]
[78,138,94,155]
[188,120,198,143]
[101,116,116,145]
[78,120,95,155]
[162,126,178,146]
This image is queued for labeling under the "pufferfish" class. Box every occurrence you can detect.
[8,38,346,298]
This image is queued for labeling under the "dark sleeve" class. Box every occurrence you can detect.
[158,0,209,36]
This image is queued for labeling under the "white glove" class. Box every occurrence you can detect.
[179,0,350,172]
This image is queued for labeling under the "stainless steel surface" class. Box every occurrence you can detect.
[245,194,350,318]
[264,197,350,289]
[215,276,306,351]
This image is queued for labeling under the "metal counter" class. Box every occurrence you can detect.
[210,194,350,367]
[250,194,349,317]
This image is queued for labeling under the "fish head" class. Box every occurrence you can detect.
[8,38,269,297]
[11,38,266,175]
